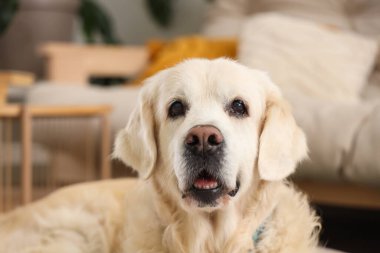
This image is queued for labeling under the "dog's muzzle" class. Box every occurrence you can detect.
[182,125,240,206]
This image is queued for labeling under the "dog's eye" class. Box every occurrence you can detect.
[168,100,186,118]
[229,99,248,118]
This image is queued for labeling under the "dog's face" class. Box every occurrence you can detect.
[156,60,266,210]
[115,59,307,211]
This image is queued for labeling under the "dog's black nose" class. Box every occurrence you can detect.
[185,125,223,153]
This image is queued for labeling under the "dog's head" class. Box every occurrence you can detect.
[115,59,307,211]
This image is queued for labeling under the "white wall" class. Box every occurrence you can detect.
[98,0,210,44]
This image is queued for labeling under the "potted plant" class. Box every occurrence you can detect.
[0,0,119,77]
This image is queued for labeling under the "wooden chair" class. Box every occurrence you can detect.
[0,104,112,212]
[0,71,35,104]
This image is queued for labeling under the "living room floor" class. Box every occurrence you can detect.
[316,204,380,253]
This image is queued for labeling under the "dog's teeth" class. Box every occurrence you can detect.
[194,182,218,190]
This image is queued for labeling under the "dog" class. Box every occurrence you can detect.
[0,58,319,253]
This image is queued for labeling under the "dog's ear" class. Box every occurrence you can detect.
[258,90,307,181]
[114,78,158,179]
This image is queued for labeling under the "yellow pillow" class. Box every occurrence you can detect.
[135,36,237,83]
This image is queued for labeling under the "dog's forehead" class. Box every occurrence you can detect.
[160,59,266,101]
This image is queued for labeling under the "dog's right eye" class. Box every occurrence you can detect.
[168,100,186,119]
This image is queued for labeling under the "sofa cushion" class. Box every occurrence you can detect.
[136,36,237,82]
[238,14,378,102]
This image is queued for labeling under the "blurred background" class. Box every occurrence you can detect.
[0,0,380,252]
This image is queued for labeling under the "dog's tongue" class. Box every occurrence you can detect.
[193,178,218,189]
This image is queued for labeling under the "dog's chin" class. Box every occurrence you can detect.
[181,170,240,210]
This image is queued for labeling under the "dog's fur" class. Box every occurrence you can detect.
[0,59,319,253]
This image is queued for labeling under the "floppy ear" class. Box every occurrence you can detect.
[113,82,157,179]
[258,91,308,181]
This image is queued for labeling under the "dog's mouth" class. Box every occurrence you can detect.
[192,170,220,190]
[183,170,240,206]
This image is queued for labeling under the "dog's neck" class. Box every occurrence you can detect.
[150,172,281,253]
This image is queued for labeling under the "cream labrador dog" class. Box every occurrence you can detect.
[0,58,319,253]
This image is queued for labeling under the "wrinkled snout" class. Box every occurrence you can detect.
[185,125,224,155]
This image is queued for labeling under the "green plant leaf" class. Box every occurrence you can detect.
[78,0,120,44]
[0,0,19,35]
[145,0,172,28]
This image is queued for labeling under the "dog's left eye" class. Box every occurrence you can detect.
[168,100,186,119]
[229,99,248,117]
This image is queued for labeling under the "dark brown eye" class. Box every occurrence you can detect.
[168,100,186,118]
[229,99,248,117]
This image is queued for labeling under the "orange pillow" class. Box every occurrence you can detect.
[135,36,237,83]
